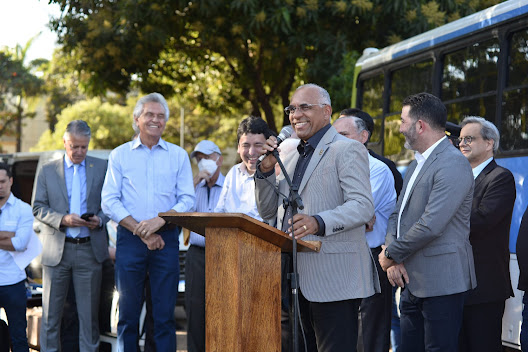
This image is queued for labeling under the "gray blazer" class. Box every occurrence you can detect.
[255,126,379,302]
[33,156,109,266]
[385,138,477,298]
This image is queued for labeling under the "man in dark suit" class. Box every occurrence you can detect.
[517,206,528,351]
[379,92,476,352]
[457,116,515,351]
[33,120,108,352]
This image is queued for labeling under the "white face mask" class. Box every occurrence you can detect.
[197,158,218,175]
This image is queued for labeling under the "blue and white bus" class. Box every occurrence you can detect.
[352,0,528,349]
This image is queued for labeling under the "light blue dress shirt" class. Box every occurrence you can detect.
[367,154,396,248]
[101,137,195,224]
[64,156,89,238]
[472,157,493,179]
[0,194,34,285]
[190,173,225,247]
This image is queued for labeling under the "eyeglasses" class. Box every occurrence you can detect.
[457,136,481,145]
[284,103,327,115]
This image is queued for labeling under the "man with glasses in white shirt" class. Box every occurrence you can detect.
[102,93,195,351]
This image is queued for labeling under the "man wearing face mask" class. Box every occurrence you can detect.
[186,140,224,352]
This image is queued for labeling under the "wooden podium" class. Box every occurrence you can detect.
[160,212,320,352]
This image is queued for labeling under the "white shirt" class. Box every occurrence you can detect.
[214,163,262,221]
[367,154,396,248]
[472,157,493,179]
[397,136,446,238]
[0,194,34,285]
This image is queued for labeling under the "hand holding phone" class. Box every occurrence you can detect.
[81,213,95,221]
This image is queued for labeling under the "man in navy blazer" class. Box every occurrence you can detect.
[457,116,515,351]
[379,93,476,351]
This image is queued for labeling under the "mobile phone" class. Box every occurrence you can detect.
[81,213,95,221]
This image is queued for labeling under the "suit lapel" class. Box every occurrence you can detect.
[298,127,335,194]
[403,138,449,206]
[474,159,496,189]
[85,156,94,203]
[57,157,69,204]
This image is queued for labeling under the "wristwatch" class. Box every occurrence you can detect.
[385,248,393,260]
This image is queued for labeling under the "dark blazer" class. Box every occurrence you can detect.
[466,159,515,305]
[517,206,528,291]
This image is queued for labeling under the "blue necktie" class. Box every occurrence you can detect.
[70,164,81,237]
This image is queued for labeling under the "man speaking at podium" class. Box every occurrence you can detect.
[255,83,379,352]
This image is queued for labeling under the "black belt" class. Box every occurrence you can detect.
[65,237,91,244]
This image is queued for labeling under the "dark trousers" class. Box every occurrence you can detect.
[0,280,28,352]
[358,246,392,352]
[400,288,467,352]
[115,226,179,352]
[299,290,361,352]
[185,245,206,352]
[521,293,528,351]
[391,286,401,352]
[459,300,505,352]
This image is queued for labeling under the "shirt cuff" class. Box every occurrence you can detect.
[313,215,325,237]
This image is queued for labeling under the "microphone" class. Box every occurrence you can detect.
[258,125,294,162]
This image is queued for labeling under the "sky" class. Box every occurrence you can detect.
[0,0,61,63]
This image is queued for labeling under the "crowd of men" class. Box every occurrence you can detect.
[0,85,526,352]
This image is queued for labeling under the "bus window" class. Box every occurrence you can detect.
[360,73,384,119]
[445,96,496,125]
[389,60,434,114]
[501,29,528,151]
[442,38,500,100]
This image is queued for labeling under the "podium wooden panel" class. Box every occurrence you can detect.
[160,212,320,352]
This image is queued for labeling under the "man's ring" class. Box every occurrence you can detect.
[303,225,307,231]
[143,230,146,234]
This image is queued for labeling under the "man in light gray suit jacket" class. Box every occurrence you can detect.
[256,84,378,352]
[379,93,476,352]
[33,120,108,352]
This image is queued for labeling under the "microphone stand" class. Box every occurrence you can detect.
[272,148,303,352]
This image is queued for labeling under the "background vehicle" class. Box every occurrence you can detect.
[352,0,528,349]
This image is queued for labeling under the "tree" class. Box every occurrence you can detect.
[0,49,44,151]
[48,0,503,133]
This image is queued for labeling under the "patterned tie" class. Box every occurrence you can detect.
[70,164,81,237]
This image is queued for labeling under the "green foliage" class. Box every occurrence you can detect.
[32,98,133,151]
[46,0,505,140]
[0,49,44,149]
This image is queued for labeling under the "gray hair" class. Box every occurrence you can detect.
[132,93,170,133]
[64,120,91,139]
[334,115,369,146]
[460,116,500,153]
[295,83,331,106]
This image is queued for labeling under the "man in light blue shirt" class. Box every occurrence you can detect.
[186,140,224,352]
[334,115,396,352]
[0,163,35,352]
[101,92,195,351]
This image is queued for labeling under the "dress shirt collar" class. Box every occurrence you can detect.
[472,157,493,179]
[0,193,15,211]
[131,135,168,151]
[64,154,86,168]
[414,136,446,164]
[237,163,254,177]
[297,124,331,157]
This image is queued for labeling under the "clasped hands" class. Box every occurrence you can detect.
[133,216,166,251]
[378,245,410,288]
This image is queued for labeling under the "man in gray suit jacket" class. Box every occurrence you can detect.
[33,120,108,352]
[256,83,378,352]
[379,93,476,352]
